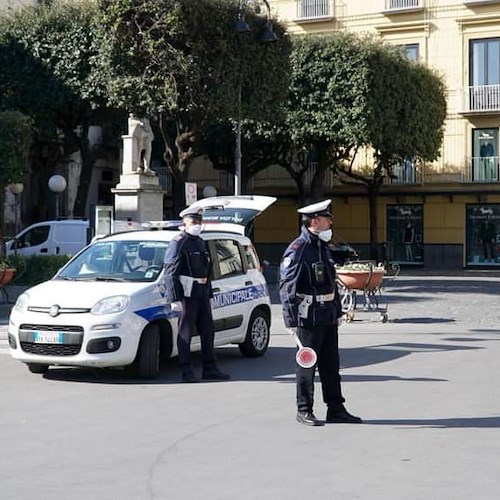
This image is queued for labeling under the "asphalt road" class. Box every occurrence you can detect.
[1,275,500,500]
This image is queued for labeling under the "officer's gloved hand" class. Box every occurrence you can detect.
[287,327,298,336]
[171,301,183,312]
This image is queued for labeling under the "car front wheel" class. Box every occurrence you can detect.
[135,324,160,379]
[239,310,270,357]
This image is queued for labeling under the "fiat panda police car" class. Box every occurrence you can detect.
[8,196,275,379]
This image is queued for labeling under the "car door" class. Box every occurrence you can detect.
[209,237,249,342]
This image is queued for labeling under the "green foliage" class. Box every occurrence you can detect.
[0,110,32,184]
[287,32,372,147]
[4,254,72,286]
[0,1,105,121]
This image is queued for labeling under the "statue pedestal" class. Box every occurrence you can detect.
[112,173,164,223]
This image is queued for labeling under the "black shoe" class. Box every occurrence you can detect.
[326,404,362,424]
[182,371,199,383]
[202,369,230,381]
[296,411,324,427]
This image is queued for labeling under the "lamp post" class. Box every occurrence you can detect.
[234,0,277,196]
[48,174,67,220]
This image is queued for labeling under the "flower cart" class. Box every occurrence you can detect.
[0,266,16,303]
[335,261,397,323]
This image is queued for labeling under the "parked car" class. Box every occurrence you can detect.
[5,219,90,257]
[8,196,276,379]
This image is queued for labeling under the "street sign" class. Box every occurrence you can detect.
[185,182,197,205]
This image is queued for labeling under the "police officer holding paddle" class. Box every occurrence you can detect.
[279,199,362,426]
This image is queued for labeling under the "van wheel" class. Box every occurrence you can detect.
[239,310,270,357]
[27,363,49,374]
[135,324,160,379]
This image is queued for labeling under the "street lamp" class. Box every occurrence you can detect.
[8,183,24,235]
[234,0,277,196]
[48,174,67,219]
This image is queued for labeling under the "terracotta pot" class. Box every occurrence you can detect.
[0,268,16,286]
[336,269,385,290]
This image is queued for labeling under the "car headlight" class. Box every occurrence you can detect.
[91,295,129,315]
[13,292,29,313]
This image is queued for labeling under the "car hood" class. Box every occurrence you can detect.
[20,280,153,308]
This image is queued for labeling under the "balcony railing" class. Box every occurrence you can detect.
[463,85,500,113]
[463,1,500,5]
[384,0,423,12]
[296,0,333,21]
[463,157,500,183]
[384,161,422,185]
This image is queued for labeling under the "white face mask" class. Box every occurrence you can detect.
[318,229,332,242]
[185,224,202,237]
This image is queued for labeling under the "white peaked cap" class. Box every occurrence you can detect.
[179,206,203,219]
[297,199,333,218]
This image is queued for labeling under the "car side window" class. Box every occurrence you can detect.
[18,225,50,248]
[213,239,244,278]
[244,244,259,270]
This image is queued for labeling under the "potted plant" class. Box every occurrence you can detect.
[0,260,16,286]
[335,261,385,290]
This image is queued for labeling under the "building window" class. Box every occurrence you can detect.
[470,38,500,86]
[297,0,330,20]
[398,43,419,61]
[386,205,423,264]
[466,204,500,266]
[471,128,499,182]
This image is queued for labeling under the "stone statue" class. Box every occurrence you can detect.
[127,114,155,175]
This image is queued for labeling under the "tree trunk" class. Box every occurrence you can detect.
[73,125,94,218]
[310,145,328,201]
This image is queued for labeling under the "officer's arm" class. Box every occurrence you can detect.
[163,237,186,302]
[279,243,304,328]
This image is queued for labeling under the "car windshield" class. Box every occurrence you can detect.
[56,240,168,282]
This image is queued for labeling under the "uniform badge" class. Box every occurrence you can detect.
[283,257,292,268]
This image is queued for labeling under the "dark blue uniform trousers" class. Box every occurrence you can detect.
[177,296,217,373]
[296,324,345,412]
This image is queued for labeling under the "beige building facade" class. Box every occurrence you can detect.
[248,0,500,269]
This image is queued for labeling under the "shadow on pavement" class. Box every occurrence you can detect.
[39,339,481,385]
[364,416,500,428]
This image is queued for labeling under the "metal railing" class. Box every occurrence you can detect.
[385,0,422,10]
[384,161,422,185]
[296,0,332,20]
[464,85,500,113]
[463,156,500,183]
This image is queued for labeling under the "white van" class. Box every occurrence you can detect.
[5,220,90,257]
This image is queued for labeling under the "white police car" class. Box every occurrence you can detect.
[8,196,275,378]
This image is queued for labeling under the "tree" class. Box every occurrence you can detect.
[0,1,115,219]
[98,0,291,213]
[0,111,32,246]
[244,33,446,259]
[333,44,447,258]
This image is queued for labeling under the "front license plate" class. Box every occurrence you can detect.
[33,332,63,344]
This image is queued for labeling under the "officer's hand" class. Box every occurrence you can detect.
[171,301,183,312]
[287,327,298,336]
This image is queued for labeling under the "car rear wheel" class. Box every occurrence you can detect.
[135,324,160,379]
[239,310,270,357]
[27,363,49,374]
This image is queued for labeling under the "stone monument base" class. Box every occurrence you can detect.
[112,173,164,223]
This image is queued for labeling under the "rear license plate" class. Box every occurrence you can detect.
[33,332,63,344]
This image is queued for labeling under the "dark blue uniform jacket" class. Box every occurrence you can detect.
[279,226,341,328]
[163,232,213,302]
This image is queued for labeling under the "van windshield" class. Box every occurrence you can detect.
[56,240,168,282]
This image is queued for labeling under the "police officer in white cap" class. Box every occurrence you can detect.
[163,206,230,383]
[279,199,362,426]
